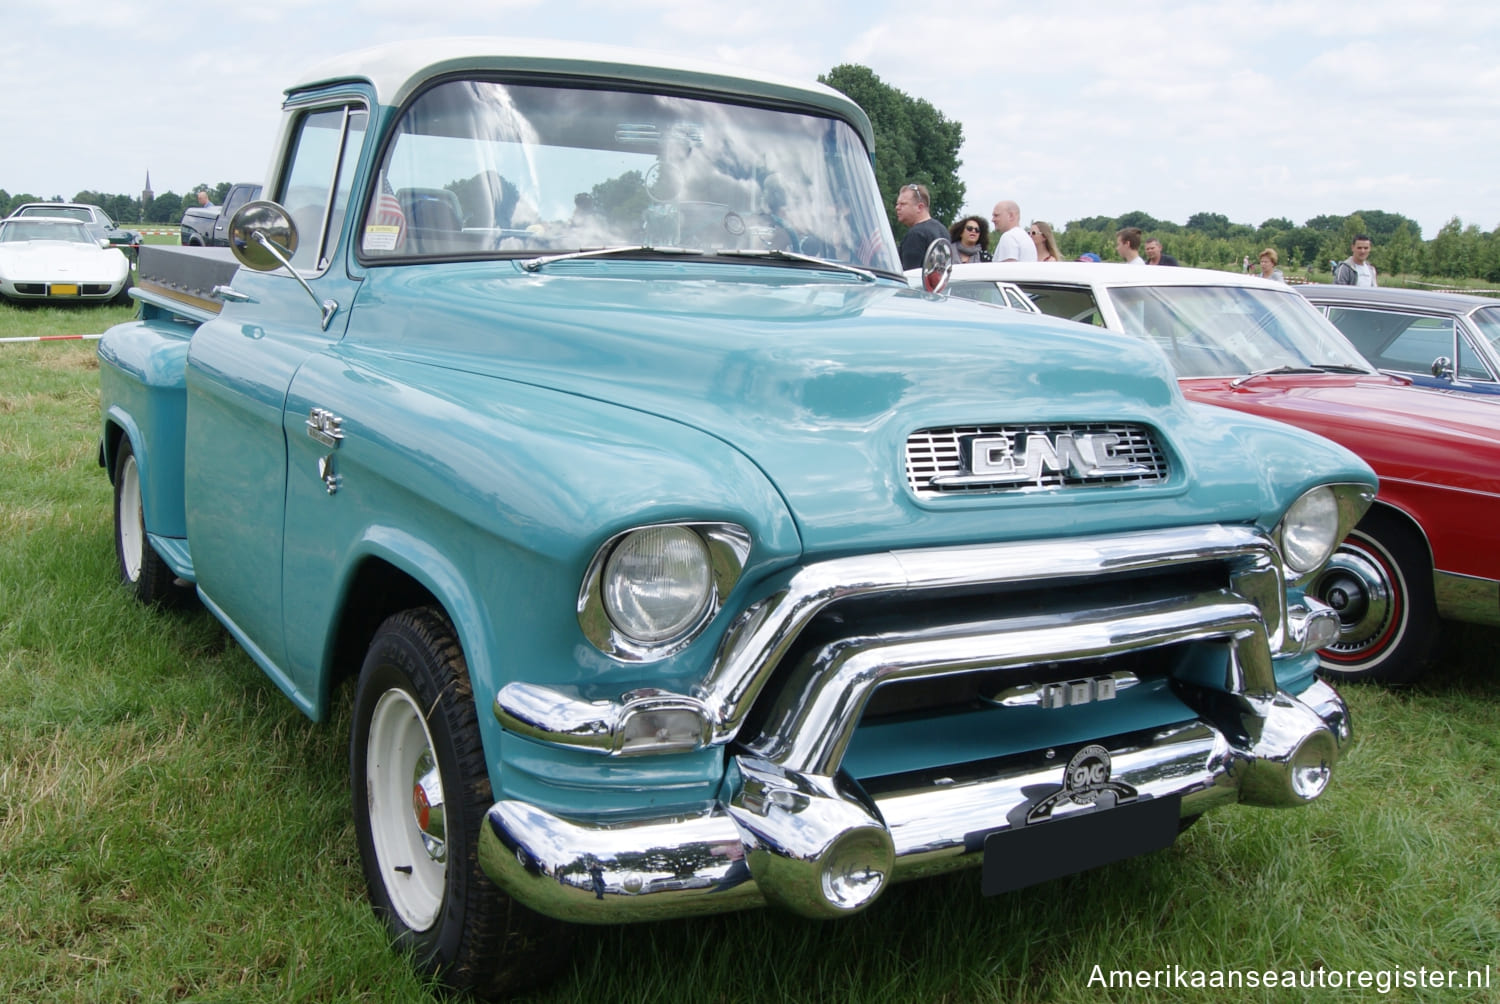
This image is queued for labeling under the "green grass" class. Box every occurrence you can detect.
[3,317,1500,1002]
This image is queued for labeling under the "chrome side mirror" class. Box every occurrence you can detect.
[1431,356,1454,380]
[921,237,953,295]
[226,200,337,330]
[228,200,299,272]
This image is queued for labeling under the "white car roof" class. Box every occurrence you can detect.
[951,261,1289,290]
[288,37,875,149]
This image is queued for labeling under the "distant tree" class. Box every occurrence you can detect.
[1067,215,1118,232]
[1350,209,1422,242]
[1116,210,1161,232]
[819,64,965,233]
[1304,214,1345,234]
[1282,227,1324,269]
[1185,212,1232,237]
[1259,217,1294,233]
[148,191,185,224]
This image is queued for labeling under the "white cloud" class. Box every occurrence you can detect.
[5,0,1497,235]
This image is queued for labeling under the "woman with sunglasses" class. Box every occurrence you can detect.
[948,216,992,264]
[1029,221,1063,262]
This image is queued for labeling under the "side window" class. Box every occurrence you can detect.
[1326,307,1452,374]
[1016,284,1104,326]
[1457,330,1495,381]
[951,282,1010,307]
[277,105,368,271]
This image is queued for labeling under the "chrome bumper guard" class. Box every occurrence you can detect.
[481,525,1351,923]
[479,680,1347,923]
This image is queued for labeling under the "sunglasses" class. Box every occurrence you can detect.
[1028,229,1041,236]
[963,224,980,233]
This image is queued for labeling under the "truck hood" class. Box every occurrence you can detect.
[347,263,1367,549]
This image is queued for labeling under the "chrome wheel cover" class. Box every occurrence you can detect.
[1312,542,1397,658]
[366,688,447,931]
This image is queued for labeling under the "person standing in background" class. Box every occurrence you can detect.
[1115,227,1145,265]
[1144,238,1179,266]
[949,216,992,264]
[1028,221,1063,262]
[991,200,1037,261]
[895,183,949,270]
[1333,235,1378,286]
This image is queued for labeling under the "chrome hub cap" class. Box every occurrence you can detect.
[1311,545,1394,657]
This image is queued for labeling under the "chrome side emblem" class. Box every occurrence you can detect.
[937,432,1154,487]
[1024,744,1140,823]
[306,407,344,448]
[985,671,1139,709]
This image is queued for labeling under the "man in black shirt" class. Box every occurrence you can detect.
[1144,238,1180,266]
[895,183,948,270]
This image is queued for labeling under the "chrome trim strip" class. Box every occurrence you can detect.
[1434,569,1500,627]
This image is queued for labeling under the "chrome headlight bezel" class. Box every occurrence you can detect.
[1276,483,1375,584]
[578,521,752,662]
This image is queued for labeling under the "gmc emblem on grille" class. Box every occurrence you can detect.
[962,432,1151,484]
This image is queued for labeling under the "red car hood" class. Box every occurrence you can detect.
[1178,373,1500,494]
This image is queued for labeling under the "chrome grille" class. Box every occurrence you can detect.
[905,422,1169,496]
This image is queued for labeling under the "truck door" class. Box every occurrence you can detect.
[183,101,368,705]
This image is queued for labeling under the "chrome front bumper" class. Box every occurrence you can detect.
[480,524,1357,924]
[479,679,1348,923]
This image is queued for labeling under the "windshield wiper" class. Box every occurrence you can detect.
[1230,364,1338,387]
[520,245,704,272]
[715,247,878,282]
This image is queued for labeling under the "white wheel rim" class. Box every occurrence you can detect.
[119,453,145,582]
[367,688,447,931]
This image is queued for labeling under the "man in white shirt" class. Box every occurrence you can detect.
[1333,235,1378,286]
[1115,227,1145,265]
[990,200,1037,261]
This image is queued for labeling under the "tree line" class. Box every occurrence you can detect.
[0,182,236,227]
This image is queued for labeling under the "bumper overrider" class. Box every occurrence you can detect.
[478,525,1351,923]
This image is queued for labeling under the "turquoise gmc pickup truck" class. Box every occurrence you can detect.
[98,38,1375,998]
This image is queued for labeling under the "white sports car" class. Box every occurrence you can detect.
[0,216,133,304]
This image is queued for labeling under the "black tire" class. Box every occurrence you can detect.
[112,273,134,306]
[351,608,572,998]
[113,438,176,604]
[1308,510,1437,684]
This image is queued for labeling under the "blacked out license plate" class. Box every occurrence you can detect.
[980,794,1181,896]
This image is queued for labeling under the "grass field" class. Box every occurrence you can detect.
[3,302,1500,1002]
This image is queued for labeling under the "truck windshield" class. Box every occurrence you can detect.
[360,79,900,274]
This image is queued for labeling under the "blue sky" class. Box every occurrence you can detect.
[6,0,1497,239]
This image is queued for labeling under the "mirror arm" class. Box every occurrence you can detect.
[250,229,338,331]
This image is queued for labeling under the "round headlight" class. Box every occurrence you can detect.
[1281,486,1340,574]
[602,526,714,643]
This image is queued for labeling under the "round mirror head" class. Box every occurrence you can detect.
[228,201,299,272]
[922,237,953,294]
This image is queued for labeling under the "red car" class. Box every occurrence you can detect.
[948,262,1500,683]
